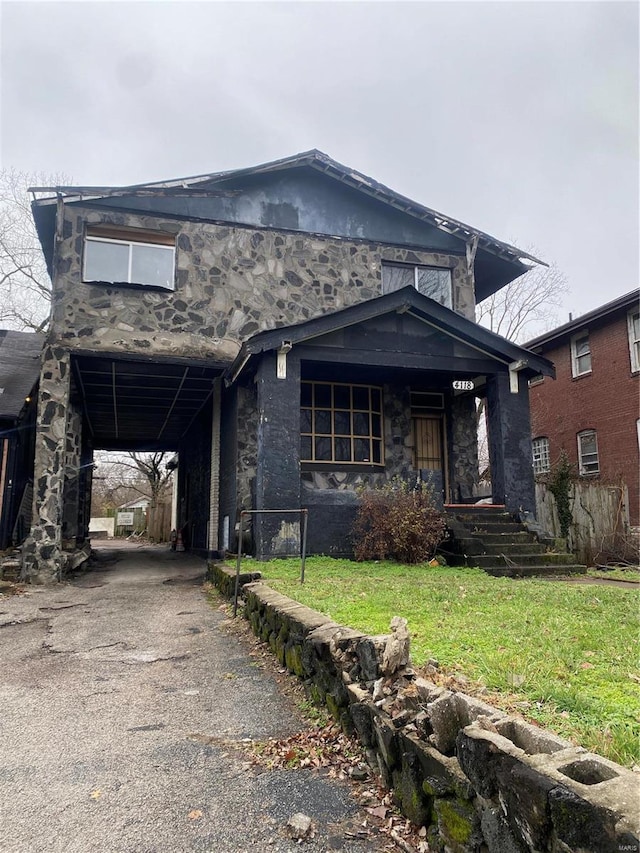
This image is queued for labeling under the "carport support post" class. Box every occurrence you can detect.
[22,347,72,583]
[486,370,535,515]
[254,351,301,559]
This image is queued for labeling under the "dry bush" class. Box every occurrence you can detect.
[352,478,447,564]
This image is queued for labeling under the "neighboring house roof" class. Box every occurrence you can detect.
[226,285,555,384]
[0,331,44,422]
[31,150,543,301]
[525,288,640,352]
[117,497,150,510]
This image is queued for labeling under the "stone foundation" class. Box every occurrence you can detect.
[216,576,640,853]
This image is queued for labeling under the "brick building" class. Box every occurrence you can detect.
[526,289,640,525]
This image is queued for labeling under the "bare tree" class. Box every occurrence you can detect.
[0,168,69,331]
[476,255,569,343]
[92,451,173,514]
[475,254,569,476]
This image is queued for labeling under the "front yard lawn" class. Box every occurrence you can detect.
[249,557,640,767]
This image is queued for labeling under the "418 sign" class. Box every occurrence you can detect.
[452,380,474,391]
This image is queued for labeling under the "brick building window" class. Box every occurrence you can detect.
[301,381,384,465]
[382,262,452,309]
[84,226,175,289]
[571,333,592,377]
[532,437,550,474]
[628,310,640,373]
[577,430,599,476]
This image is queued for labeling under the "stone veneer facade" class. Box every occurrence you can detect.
[52,206,476,356]
[28,203,481,578]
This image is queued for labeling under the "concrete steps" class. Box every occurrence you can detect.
[444,506,586,578]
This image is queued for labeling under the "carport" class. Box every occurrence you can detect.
[24,346,224,583]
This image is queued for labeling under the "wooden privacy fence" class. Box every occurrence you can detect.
[147,501,171,543]
[535,481,631,566]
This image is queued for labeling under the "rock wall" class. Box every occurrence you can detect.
[220,578,640,853]
[51,206,475,362]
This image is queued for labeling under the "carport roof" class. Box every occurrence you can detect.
[225,286,555,384]
[72,354,224,451]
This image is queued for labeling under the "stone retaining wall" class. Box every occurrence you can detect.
[213,569,639,853]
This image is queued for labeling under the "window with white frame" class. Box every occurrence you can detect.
[628,310,640,373]
[571,332,592,377]
[382,262,452,309]
[577,430,599,475]
[532,436,550,474]
[301,381,384,465]
[84,227,175,289]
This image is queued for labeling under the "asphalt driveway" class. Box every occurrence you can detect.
[0,543,388,853]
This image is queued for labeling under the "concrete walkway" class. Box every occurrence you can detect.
[0,544,387,853]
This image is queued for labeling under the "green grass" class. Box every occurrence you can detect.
[587,567,640,583]
[246,557,640,767]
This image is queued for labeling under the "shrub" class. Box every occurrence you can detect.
[352,478,448,564]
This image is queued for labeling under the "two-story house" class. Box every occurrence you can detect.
[526,288,640,527]
[25,150,553,582]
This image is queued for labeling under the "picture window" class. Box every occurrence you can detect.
[84,226,175,290]
[301,381,384,465]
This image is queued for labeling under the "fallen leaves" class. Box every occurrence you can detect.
[187,809,203,820]
[247,722,361,774]
[89,789,101,800]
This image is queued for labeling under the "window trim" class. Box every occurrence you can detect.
[381,261,453,309]
[300,380,385,466]
[577,429,599,476]
[83,227,176,290]
[532,436,551,475]
[628,309,640,373]
[570,331,592,378]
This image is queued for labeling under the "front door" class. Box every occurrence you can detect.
[412,414,448,502]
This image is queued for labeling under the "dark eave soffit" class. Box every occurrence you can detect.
[226,286,555,385]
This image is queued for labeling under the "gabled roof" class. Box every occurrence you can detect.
[30,150,543,299]
[0,331,44,421]
[525,288,640,352]
[148,150,543,269]
[225,286,554,384]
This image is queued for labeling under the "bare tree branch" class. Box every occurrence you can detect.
[0,167,70,331]
[476,253,569,344]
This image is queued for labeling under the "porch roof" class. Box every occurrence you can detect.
[224,287,555,385]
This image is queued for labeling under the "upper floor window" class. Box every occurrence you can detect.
[577,429,599,476]
[628,310,640,373]
[301,381,384,465]
[382,262,452,309]
[532,436,550,474]
[571,332,591,377]
[84,227,175,290]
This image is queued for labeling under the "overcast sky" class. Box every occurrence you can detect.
[1,0,638,322]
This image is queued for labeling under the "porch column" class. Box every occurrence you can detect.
[22,346,72,583]
[450,394,479,503]
[254,351,301,559]
[486,370,535,514]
